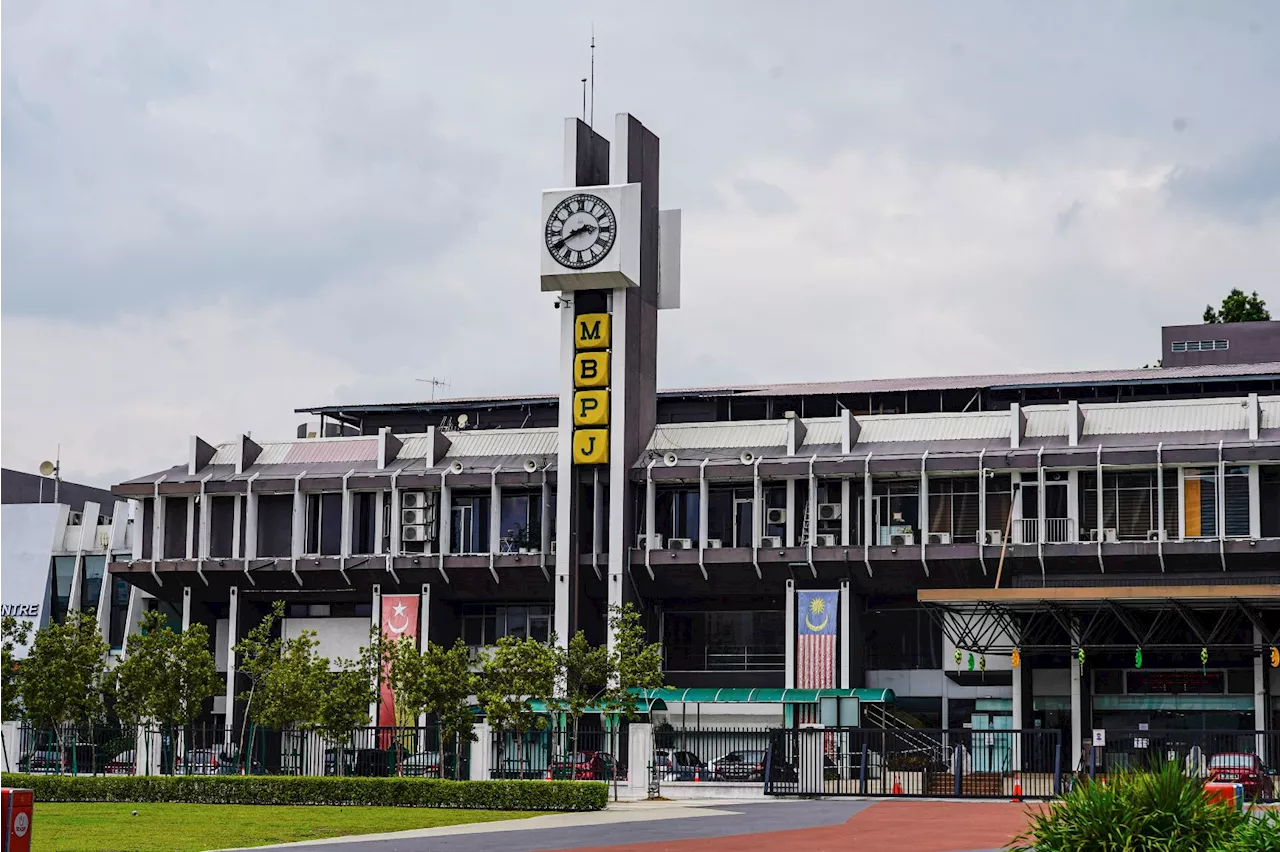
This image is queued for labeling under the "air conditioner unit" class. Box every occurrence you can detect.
[466,645,484,662]
[927,532,953,545]
[402,491,427,510]
[68,511,83,525]
[1091,528,1119,543]
[549,541,557,555]
[817,503,842,521]
[637,534,664,550]
[982,530,1003,546]
[889,532,915,546]
[814,534,837,547]
[760,535,783,548]
[96,529,112,549]
[402,508,425,525]
[1147,529,1168,542]
[766,508,787,525]
[402,524,427,542]
[704,538,723,549]
[669,537,694,550]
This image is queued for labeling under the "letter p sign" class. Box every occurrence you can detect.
[574,390,609,427]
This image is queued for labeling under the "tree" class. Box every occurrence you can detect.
[420,639,478,779]
[0,614,31,772]
[18,611,110,768]
[114,610,220,729]
[598,603,664,793]
[234,601,329,766]
[316,628,382,775]
[1203,289,1270,323]
[478,635,556,778]
[552,631,610,775]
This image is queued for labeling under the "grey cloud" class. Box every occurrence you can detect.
[1165,138,1280,223]
[733,178,797,215]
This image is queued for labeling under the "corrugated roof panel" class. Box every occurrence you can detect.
[1083,398,1249,436]
[1261,399,1280,430]
[649,421,788,451]
[442,428,558,459]
[856,411,1009,444]
[1025,406,1071,438]
[281,439,378,464]
[803,418,843,446]
[208,443,240,466]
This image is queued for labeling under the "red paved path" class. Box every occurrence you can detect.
[561,801,1044,852]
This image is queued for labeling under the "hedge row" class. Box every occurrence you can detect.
[0,773,607,812]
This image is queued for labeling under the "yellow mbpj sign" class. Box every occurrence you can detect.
[571,312,611,465]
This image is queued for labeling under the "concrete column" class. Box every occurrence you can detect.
[1070,652,1083,771]
[471,720,492,781]
[840,479,851,546]
[1011,655,1024,771]
[785,480,796,547]
[627,722,654,798]
[181,586,192,632]
[224,586,239,748]
[1256,626,1267,744]
[785,578,796,689]
[839,580,851,689]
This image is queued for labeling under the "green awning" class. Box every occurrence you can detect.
[629,687,895,704]
[524,697,669,715]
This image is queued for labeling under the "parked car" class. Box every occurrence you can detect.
[400,751,444,777]
[546,751,620,780]
[180,748,222,775]
[711,750,770,782]
[17,749,64,774]
[653,749,705,781]
[1207,753,1271,800]
[105,750,136,775]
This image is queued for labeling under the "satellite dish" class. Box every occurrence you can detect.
[39,460,57,477]
[457,413,470,429]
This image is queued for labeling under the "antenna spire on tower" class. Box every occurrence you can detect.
[589,25,596,131]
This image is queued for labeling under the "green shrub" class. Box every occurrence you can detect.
[0,773,606,812]
[1011,762,1278,852]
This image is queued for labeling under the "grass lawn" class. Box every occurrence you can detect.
[33,802,540,852]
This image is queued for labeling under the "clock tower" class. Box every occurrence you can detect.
[543,115,680,656]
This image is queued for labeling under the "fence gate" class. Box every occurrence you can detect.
[762,727,1063,799]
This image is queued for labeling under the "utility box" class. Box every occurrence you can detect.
[2,788,32,852]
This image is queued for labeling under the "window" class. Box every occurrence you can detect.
[1183,467,1249,538]
[81,555,106,612]
[305,493,343,555]
[460,603,551,646]
[450,493,490,553]
[928,477,981,542]
[1172,339,1229,353]
[163,496,189,559]
[49,556,76,624]
[108,575,131,650]
[863,608,940,670]
[654,487,700,543]
[1261,467,1280,538]
[256,494,294,558]
[1080,470,1178,540]
[661,610,784,671]
[352,492,377,555]
[498,491,542,552]
[208,496,237,558]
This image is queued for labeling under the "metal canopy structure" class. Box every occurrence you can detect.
[630,687,895,704]
[919,585,1280,655]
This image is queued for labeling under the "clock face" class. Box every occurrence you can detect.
[545,193,616,269]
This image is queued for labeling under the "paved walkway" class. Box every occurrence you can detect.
[242,798,1040,852]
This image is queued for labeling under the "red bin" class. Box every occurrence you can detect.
[1,788,32,852]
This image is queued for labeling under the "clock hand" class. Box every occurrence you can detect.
[551,223,592,250]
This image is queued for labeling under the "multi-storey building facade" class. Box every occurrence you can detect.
[94,113,1280,771]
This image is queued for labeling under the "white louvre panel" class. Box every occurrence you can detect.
[648,420,787,451]
[856,412,1009,444]
[1083,398,1249,436]
[802,419,843,446]
[1024,406,1072,438]
[1261,398,1280,430]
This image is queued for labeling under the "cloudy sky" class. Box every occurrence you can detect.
[4,1,1279,486]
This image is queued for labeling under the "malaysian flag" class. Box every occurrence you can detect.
[796,590,838,689]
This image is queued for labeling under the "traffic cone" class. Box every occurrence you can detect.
[892,775,903,795]
[544,768,552,781]
[1011,773,1023,803]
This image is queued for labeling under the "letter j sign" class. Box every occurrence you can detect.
[573,429,609,465]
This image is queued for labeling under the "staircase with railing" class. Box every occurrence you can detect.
[861,703,946,756]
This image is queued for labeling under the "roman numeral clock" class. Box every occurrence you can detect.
[540,183,641,292]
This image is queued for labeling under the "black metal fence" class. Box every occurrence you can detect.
[1075,729,1279,800]
[763,727,1064,799]
[651,727,771,782]
[489,726,628,780]
[7,723,470,780]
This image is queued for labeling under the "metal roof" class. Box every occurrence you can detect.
[1083,397,1249,436]
[442,427,559,459]
[298,361,1280,414]
[857,411,1009,444]
[648,421,787,451]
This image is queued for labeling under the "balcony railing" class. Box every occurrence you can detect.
[1016,518,1076,544]
[665,645,784,672]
